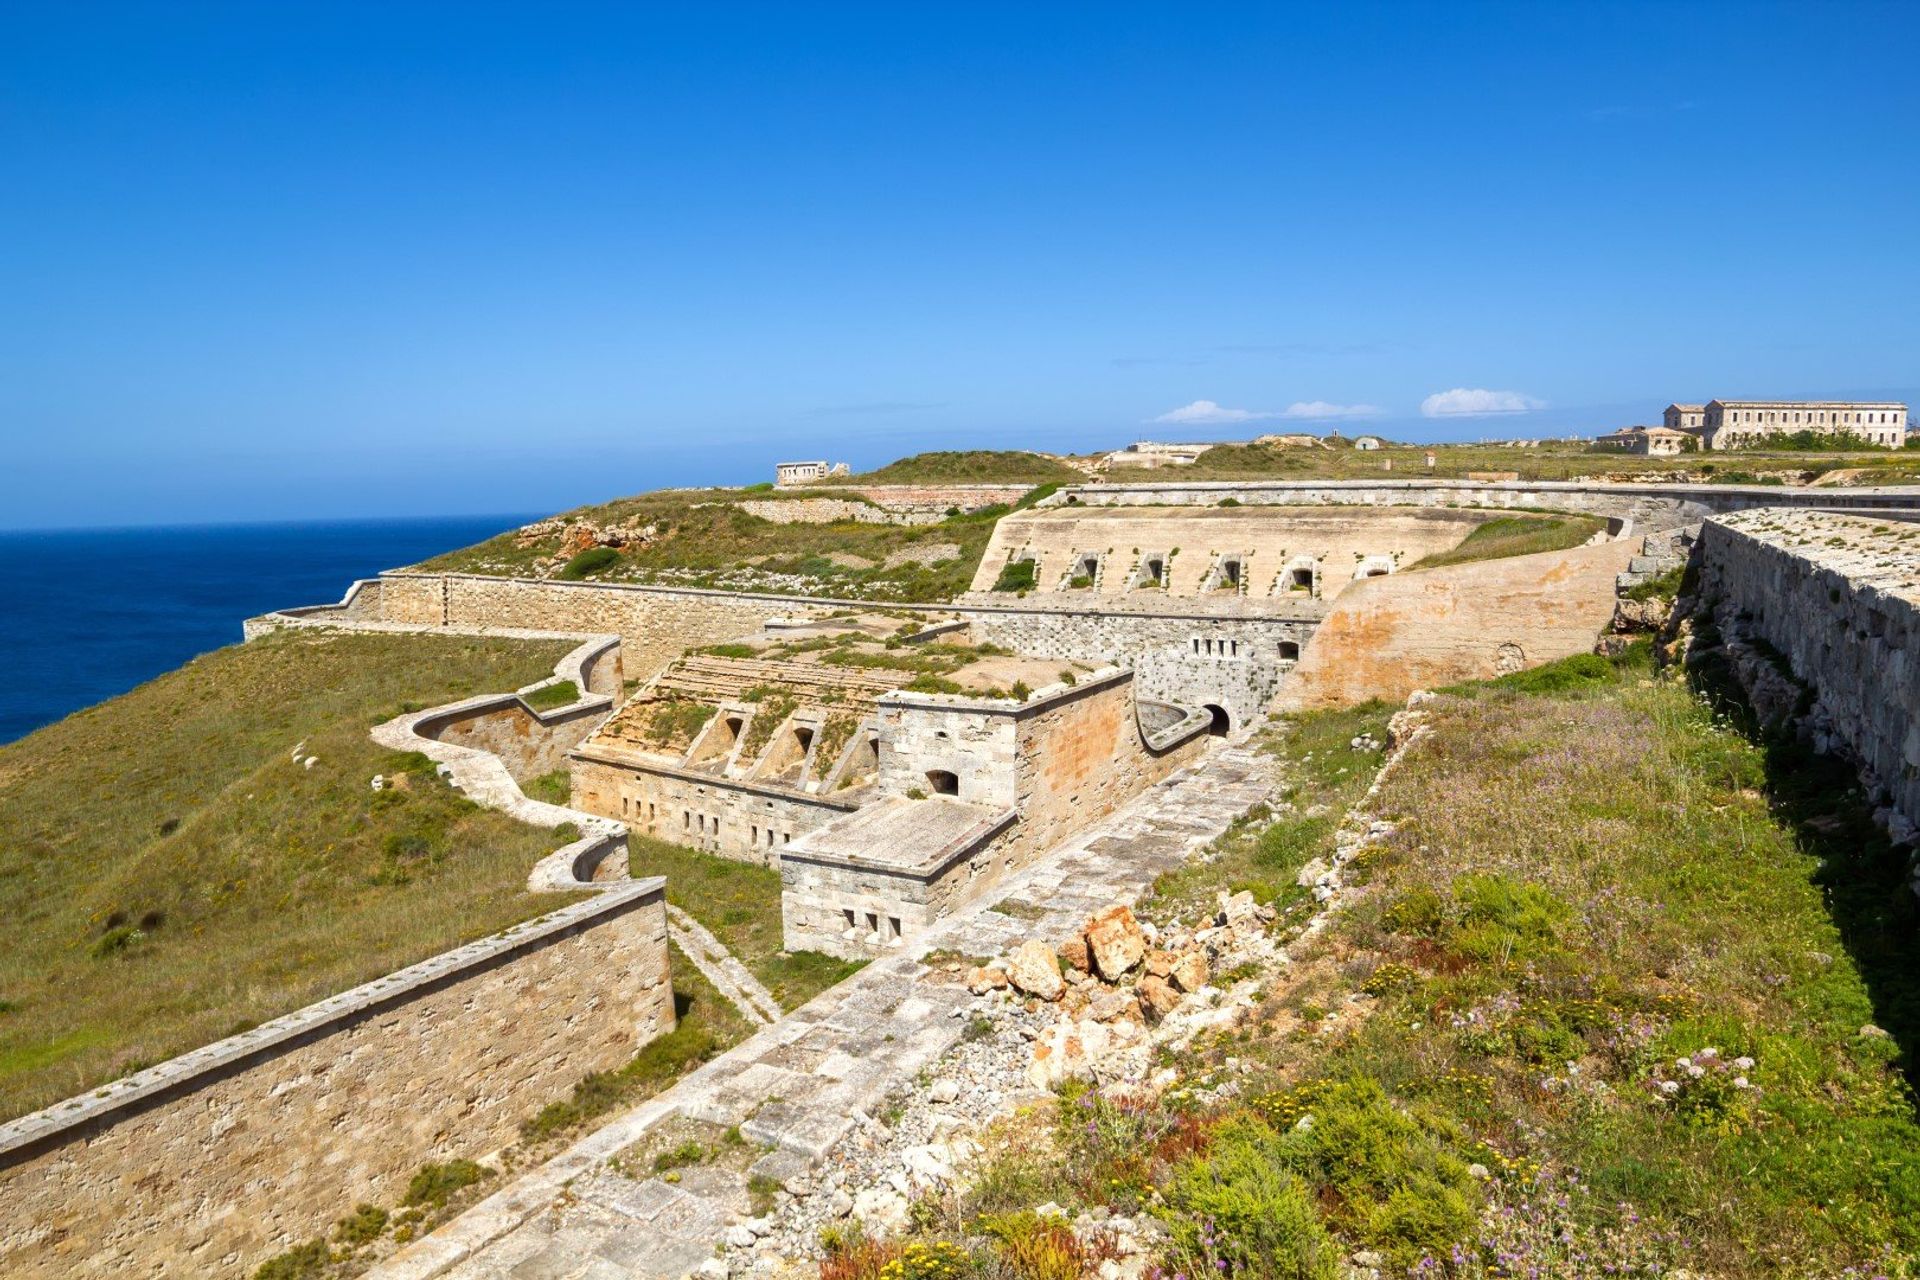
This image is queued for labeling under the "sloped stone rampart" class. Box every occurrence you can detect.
[1692,511,1920,847]
[1274,538,1637,709]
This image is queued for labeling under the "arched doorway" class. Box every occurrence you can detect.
[1203,704,1231,736]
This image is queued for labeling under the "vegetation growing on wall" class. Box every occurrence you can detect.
[0,630,579,1121]
[1406,512,1607,570]
[414,486,1037,602]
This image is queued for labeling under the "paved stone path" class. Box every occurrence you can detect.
[374,741,1274,1280]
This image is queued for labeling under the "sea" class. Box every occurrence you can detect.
[0,515,537,746]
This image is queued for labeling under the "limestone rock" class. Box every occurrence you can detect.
[928,1078,960,1104]
[1028,1018,1109,1088]
[850,1185,909,1231]
[1087,988,1139,1024]
[1059,936,1091,973]
[1144,949,1175,979]
[1216,890,1261,930]
[1084,905,1148,981]
[1612,596,1672,633]
[966,965,1009,995]
[1005,941,1065,1001]
[1168,949,1209,994]
[1295,857,1329,888]
[1136,974,1181,1021]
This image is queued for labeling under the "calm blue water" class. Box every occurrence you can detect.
[0,515,536,745]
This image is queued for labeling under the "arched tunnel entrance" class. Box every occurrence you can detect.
[1203,704,1232,736]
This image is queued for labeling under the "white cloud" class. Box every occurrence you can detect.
[1279,400,1384,421]
[1419,387,1547,418]
[1149,399,1277,425]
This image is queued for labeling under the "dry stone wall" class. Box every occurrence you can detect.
[379,574,829,684]
[0,882,674,1280]
[1691,511,1920,848]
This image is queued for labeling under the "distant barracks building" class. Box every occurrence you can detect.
[1597,399,1907,453]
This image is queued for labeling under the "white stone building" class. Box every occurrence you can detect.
[774,460,850,486]
[1104,441,1216,469]
[1662,403,1707,431]
[1696,400,1907,450]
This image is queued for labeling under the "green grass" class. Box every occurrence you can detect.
[1170,437,1920,486]
[939,648,1920,1276]
[1406,512,1607,569]
[820,449,1083,487]
[414,486,1011,602]
[624,834,866,1009]
[0,630,580,1120]
[520,680,580,711]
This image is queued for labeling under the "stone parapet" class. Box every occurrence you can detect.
[1692,511,1920,850]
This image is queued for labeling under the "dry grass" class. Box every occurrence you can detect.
[0,629,579,1120]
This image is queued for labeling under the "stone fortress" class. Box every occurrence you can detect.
[1596,396,1909,453]
[7,458,1920,1278]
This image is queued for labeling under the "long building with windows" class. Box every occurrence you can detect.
[1647,399,1908,450]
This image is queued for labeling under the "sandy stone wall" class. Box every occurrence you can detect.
[846,483,1032,513]
[571,754,857,867]
[971,506,1488,600]
[0,882,674,1280]
[736,498,894,525]
[1692,511,1920,845]
[1275,538,1637,710]
[379,574,828,684]
[427,698,609,782]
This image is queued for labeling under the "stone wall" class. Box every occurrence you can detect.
[0,881,674,1279]
[971,506,1489,599]
[570,754,858,867]
[845,483,1033,514]
[1062,477,1920,530]
[1274,538,1637,710]
[1690,511,1920,847]
[783,673,1207,957]
[736,498,895,525]
[427,697,610,782]
[379,574,829,685]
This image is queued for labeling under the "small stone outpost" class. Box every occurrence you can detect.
[4,470,1920,1277]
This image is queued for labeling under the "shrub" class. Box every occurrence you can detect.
[402,1158,487,1209]
[252,1239,332,1279]
[993,560,1038,592]
[980,1211,1086,1280]
[652,1138,707,1172]
[1157,1116,1338,1280]
[558,546,621,580]
[334,1202,388,1245]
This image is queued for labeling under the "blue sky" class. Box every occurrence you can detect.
[3,2,1916,528]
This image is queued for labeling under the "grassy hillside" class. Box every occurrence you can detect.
[887,648,1920,1276]
[0,630,580,1120]
[1172,437,1920,485]
[415,484,1052,601]
[823,449,1084,486]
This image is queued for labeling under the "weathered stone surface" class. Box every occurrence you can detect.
[1144,948,1175,979]
[1168,949,1209,994]
[1005,941,1065,1001]
[966,965,1010,994]
[1136,975,1181,1021]
[1085,905,1148,980]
